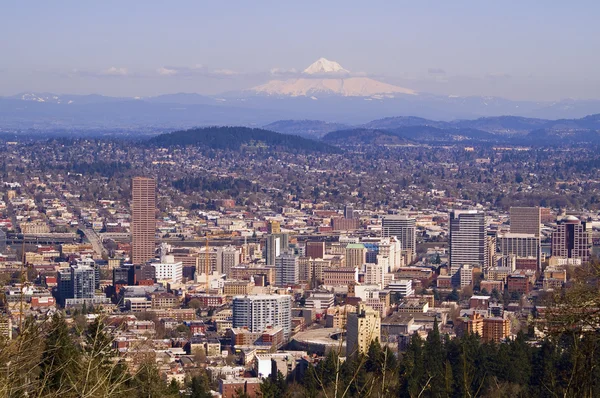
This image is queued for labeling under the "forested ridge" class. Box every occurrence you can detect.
[149,126,340,153]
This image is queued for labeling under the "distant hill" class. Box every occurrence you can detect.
[454,116,548,134]
[362,116,449,130]
[322,128,410,145]
[264,120,349,139]
[149,126,339,153]
[364,115,545,135]
[526,128,600,143]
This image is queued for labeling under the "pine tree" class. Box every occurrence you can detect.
[365,338,384,373]
[529,339,558,397]
[423,318,446,396]
[168,379,180,395]
[39,312,81,395]
[131,361,174,397]
[260,370,287,398]
[301,365,319,398]
[189,373,212,398]
[399,332,425,397]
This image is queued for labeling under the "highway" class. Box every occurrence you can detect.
[80,227,108,259]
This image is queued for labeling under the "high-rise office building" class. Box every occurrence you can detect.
[131,177,156,264]
[232,294,292,339]
[218,246,240,276]
[71,263,96,299]
[551,216,592,262]
[275,250,299,287]
[382,215,416,257]
[112,265,131,294]
[265,234,289,266]
[57,264,105,308]
[298,257,329,286]
[131,264,156,285]
[0,229,6,254]
[344,204,355,219]
[267,220,281,234]
[497,232,541,270]
[56,268,73,306]
[306,241,325,259]
[346,303,381,357]
[76,258,99,289]
[449,210,488,274]
[364,263,385,288]
[510,207,541,237]
[345,243,367,269]
[198,248,218,275]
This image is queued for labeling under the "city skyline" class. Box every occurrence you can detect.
[1,2,599,395]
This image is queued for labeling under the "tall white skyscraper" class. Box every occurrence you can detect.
[382,215,416,257]
[275,250,299,286]
[232,294,292,339]
[449,210,488,274]
[265,234,289,266]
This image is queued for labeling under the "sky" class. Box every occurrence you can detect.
[1,1,599,100]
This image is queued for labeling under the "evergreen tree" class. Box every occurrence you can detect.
[423,318,446,396]
[446,288,459,302]
[259,371,286,398]
[315,350,337,387]
[189,372,213,398]
[399,332,425,397]
[131,361,174,397]
[167,379,180,395]
[38,313,80,395]
[301,365,319,398]
[529,339,558,397]
[365,339,384,373]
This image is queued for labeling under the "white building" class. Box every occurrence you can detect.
[232,294,292,339]
[151,260,183,283]
[386,279,414,297]
[449,210,487,274]
[458,264,474,288]
[364,263,385,288]
[305,292,335,310]
[275,250,299,287]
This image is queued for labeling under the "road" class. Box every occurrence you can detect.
[80,227,108,259]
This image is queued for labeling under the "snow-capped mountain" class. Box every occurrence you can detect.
[252,77,416,97]
[303,58,350,75]
[250,58,416,97]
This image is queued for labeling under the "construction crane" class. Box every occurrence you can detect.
[204,231,236,292]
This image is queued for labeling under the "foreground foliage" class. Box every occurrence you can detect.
[0,314,212,397]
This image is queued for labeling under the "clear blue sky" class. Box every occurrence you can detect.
[2,1,599,100]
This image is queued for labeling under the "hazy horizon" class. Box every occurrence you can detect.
[2,1,600,101]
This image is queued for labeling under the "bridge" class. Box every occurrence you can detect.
[7,233,80,245]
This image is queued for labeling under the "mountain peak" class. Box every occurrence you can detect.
[303,58,349,75]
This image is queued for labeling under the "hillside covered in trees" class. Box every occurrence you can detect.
[149,126,340,153]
